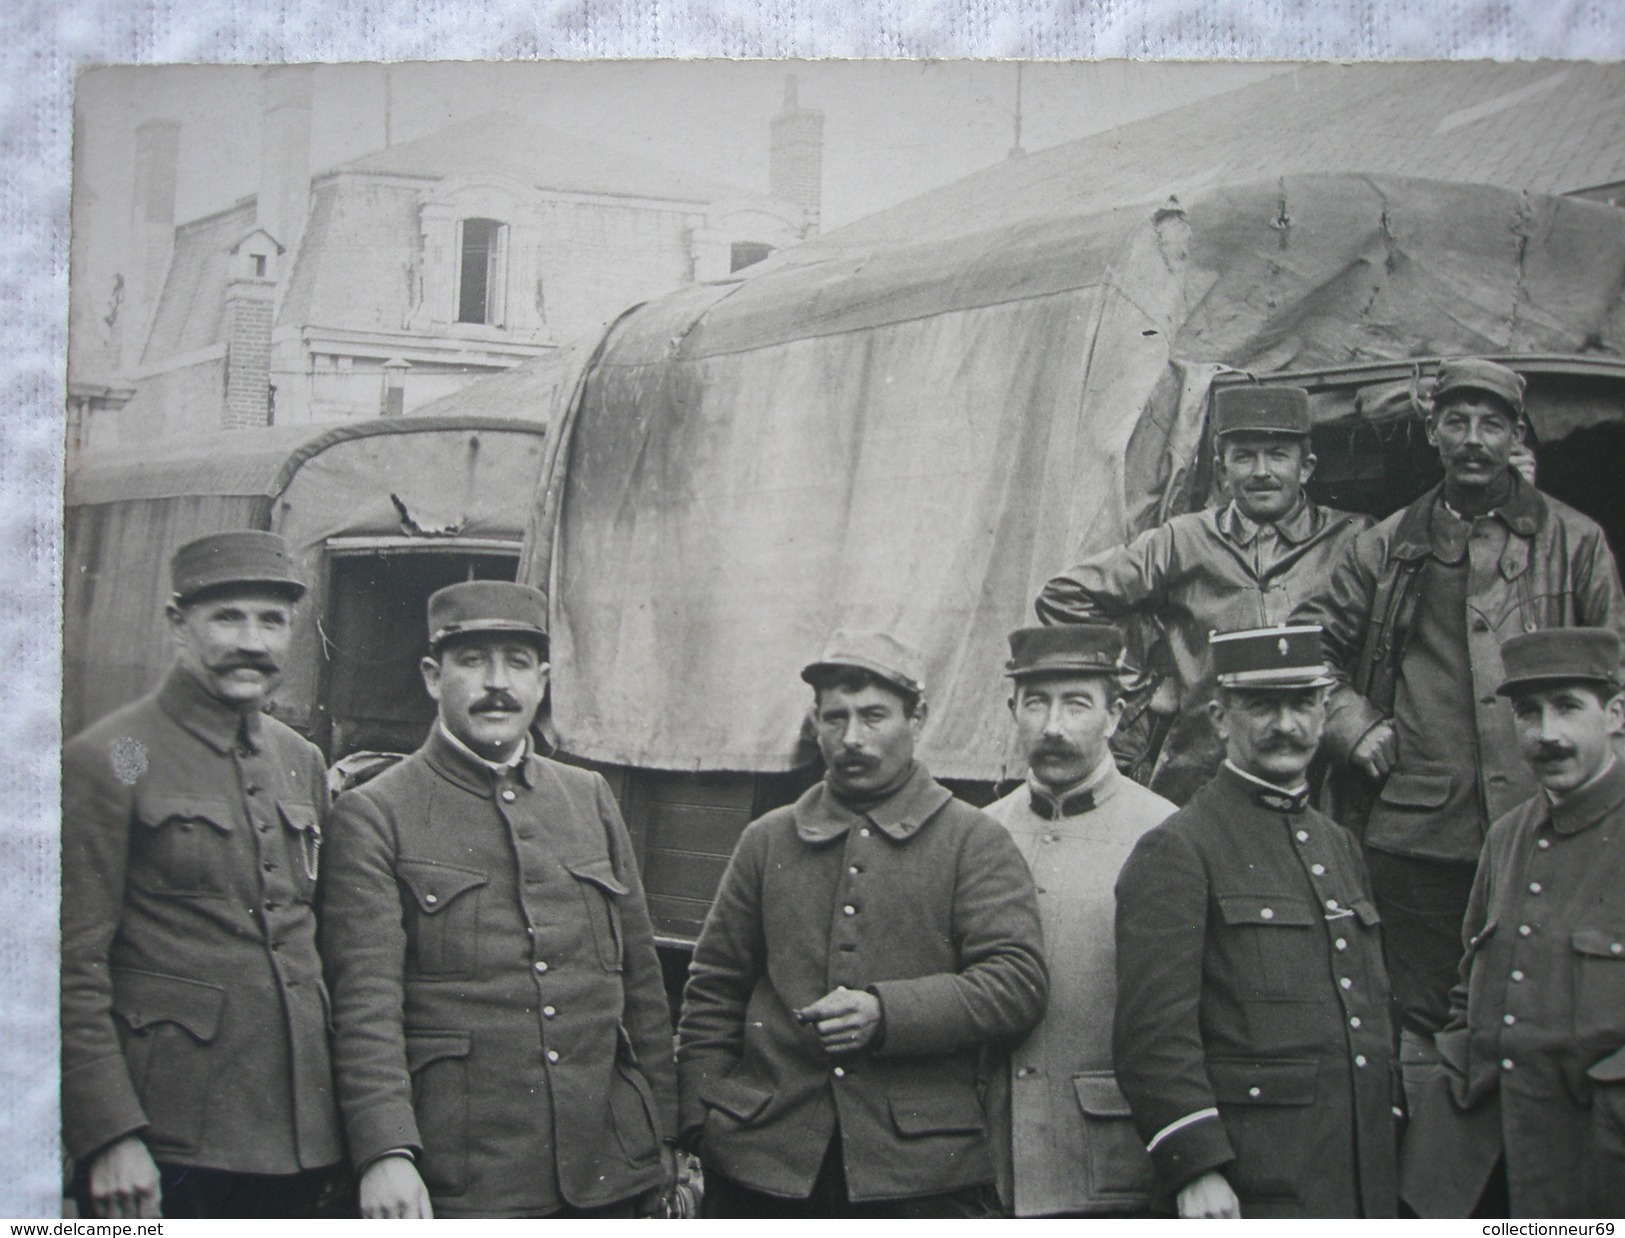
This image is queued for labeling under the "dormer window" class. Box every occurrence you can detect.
[457,218,506,325]
[253,254,267,278]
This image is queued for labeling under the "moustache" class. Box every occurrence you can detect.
[212,655,279,675]
[471,691,523,714]
[1256,735,1314,755]
[1032,739,1084,759]
[1533,742,1577,762]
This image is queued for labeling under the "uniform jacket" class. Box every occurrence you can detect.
[1113,764,1399,1218]
[984,760,1174,1215]
[1301,476,1625,858]
[1038,498,1371,804]
[319,726,676,1217]
[1402,757,1625,1218]
[676,762,1047,1204]
[60,666,342,1174]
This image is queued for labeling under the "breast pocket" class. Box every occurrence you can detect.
[1217,894,1321,1001]
[563,856,628,972]
[130,791,235,897]
[1571,928,1625,1044]
[397,861,487,978]
[277,800,321,901]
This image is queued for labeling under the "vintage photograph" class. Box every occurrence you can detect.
[61,58,1625,1220]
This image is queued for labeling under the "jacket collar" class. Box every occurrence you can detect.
[794,761,952,845]
[1026,753,1119,819]
[156,663,263,754]
[1546,755,1625,837]
[1223,491,1317,548]
[423,721,537,797]
[1392,474,1543,562]
[1219,759,1310,813]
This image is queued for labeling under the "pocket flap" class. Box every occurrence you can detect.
[1207,1057,1319,1106]
[889,1092,986,1137]
[277,801,320,834]
[396,860,487,914]
[1378,772,1453,809]
[699,1075,773,1124]
[1217,894,1316,927]
[563,855,629,897]
[1072,1071,1133,1118]
[1571,928,1625,959]
[135,791,233,833]
[1352,898,1382,928]
[111,968,226,1042]
[1586,1046,1625,1084]
[405,1029,472,1073]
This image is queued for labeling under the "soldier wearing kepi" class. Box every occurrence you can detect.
[319,581,676,1218]
[1401,628,1625,1219]
[984,624,1174,1216]
[1298,358,1625,1070]
[61,532,344,1218]
[677,630,1047,1217]
[1038,384,1370,804]
[1113,625,1398,1218]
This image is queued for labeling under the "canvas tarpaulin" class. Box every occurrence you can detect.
[526,174,1625,781]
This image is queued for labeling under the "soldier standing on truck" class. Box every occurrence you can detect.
[1038,384,1370,804]
[677,630,1047,1217]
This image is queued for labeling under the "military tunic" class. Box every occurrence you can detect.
[320,725,676,1217]
[61,666,342,1175]
[984,759,1174,1215]
[1113,763,1399,1217]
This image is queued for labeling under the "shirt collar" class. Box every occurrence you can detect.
[156,663,264,755]
[1545,754,1625,836]
[425,721,536,796]
[793,761,952,845]
[1026,753,1118,819]
[1221,759,1310,813]
[1223,492,1315,547]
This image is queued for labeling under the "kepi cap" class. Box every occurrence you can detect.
[1213,384,1311,439]
[1211,624,1335,691]
[801,629,926,700]
[171,531,305,603]
[428,581,548,651]
[1431,358,1526,419]
[1005,624,1123,680]
[1497,628,1621,697]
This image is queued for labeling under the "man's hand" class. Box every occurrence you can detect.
[359,1155,433,1219]
[86,1135,161,1219]
[1350,720,1398,782]
[1176,1170,1241,1219]
[794,985,882,1055]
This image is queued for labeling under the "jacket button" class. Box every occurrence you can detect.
[1326,899,1340,911]
[546,1049,559,1063]
[1259,908,1274,920]
[1501,1058,1515,1071]
[1473,618,1489,632]
[833,1067,845,1078]
[1527,882,1542,895]
[859,828,871,838]
[534,961,549,973]
[1613,943,1624,955]
[501,789,517,803]
[245,784,260,795]
[843,905,856,916]
[1311,864,1326,876]
[1503,1014,1516,1026]
[1335,938,1348,951]
[1248,1086,1261,1098]
[1296,830,1309,843]
[1511,970,1525,981]
[1349,1016,1361,1028]
[425,894,439,905]
[1355,1054,1368,1068]
[1518,925,1532,937]
[1340,977,1353,990]
[543,1006,556,1018]
[1538,838,1551,850]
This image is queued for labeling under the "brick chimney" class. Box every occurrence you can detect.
[222,230,282,429]
[770,75,824,233]
[124,118,179,370]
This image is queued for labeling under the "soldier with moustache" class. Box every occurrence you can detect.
[1402,629,1625,1218]
[1113,626,1398,1218]
[1037,384,1370,804]
[319,582,676,1218]
[983,624,1175,1216]
[61,532,344,1218]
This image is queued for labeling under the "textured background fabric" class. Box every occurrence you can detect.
[8,0,1625,1218]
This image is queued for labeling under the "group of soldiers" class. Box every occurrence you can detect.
[60,356,1625,1219]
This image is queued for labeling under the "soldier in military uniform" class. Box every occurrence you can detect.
[1402,629,1625,1218]
[1113,625,1398,1218]
[319,581,676,1218]
[1038,385,1370,804]
[984,624,1174,1216]
[61,532,344,1218]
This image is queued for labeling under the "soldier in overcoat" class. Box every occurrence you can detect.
[61,532,344,1217]
[1113,625,1399,1218]
[319,581,676,1218]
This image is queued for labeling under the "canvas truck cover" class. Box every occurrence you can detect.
[522,174,1625,782]
[65,415,548,739]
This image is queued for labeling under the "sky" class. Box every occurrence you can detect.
[68,59,1279,376]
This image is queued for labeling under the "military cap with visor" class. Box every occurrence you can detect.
[1210,624,1335,691]
[1005,623,1123,680]
[171,530,306,604]
[1496,627,1622,697]
[428,580,549,652]
[801,629,927,700]
[1212,383,1312,439]
[1430,357,1526,420]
